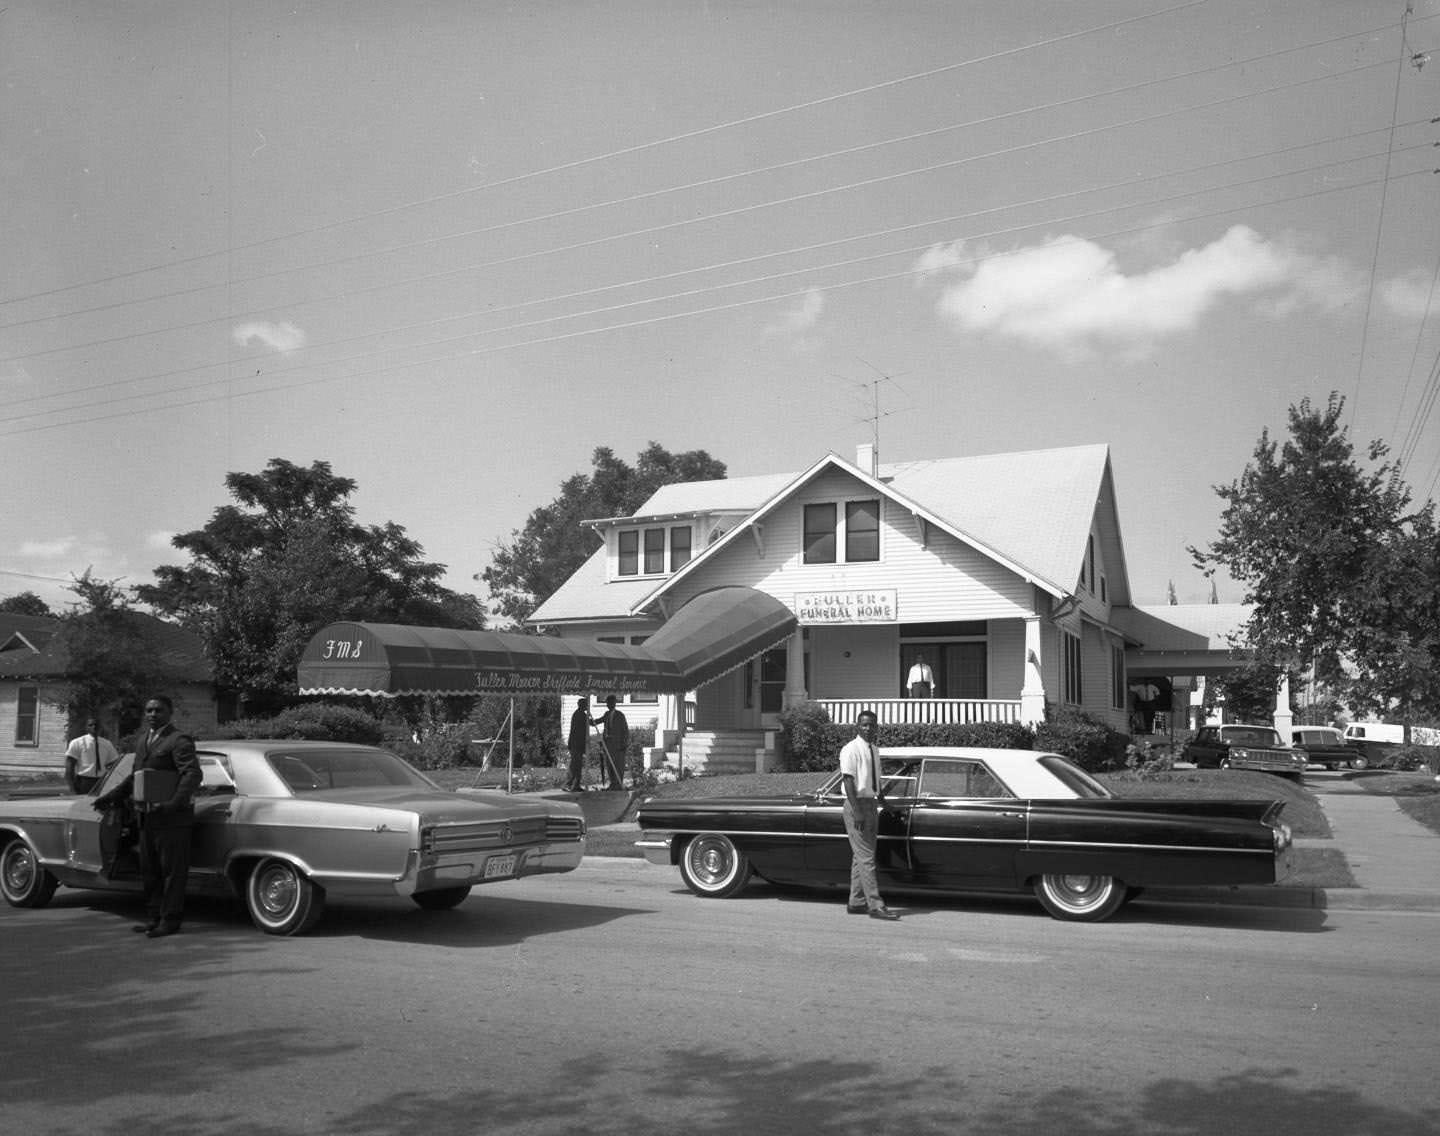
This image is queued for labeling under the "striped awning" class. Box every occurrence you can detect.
[296,587,796,697]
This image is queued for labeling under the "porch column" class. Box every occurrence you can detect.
[782,625,808,709]
[656,692,680,751]
[1272,673,1294,739]
[1020,616,1046,726]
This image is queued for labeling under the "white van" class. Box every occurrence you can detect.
[1342,722,1406,747]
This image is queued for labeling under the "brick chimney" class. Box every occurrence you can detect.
[856,442,878,476]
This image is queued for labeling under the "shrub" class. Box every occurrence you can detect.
[1034,705,1129,772]
[207,702,384,745]
[779,701,834,771]
[778,703,1034,771]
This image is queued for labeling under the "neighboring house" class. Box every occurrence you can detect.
[0,612,217,776]
[530,442,1255,773]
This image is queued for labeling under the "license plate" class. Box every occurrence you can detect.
[484,854,516,879]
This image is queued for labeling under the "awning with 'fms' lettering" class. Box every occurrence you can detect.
[296,586,796,697]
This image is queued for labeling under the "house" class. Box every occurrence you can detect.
[529,442,1254,773]
[0,612,217,777]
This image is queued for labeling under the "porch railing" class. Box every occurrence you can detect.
[814,698,1023,726]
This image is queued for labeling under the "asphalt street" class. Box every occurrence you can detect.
[4,851,1439,1136]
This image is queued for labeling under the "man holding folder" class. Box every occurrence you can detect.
[94,695,201,937]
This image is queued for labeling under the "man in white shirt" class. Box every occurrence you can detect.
[906,655,934,698]
[65,718,118,794]
[838,710,899,920]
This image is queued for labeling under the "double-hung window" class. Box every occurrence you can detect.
[14,684,39,745]
[803,499,880,564]
[1062,631,1083,705]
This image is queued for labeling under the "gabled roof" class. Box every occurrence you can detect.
[0,612,212,682]
[530,443,1128,624]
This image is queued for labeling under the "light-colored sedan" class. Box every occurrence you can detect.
[0,740,585,935]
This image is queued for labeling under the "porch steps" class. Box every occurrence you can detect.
[673,729,776,776]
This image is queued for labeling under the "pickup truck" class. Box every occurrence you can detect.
[1182,724,1308,781]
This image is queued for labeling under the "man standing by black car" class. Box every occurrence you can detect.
[94,695,201,938]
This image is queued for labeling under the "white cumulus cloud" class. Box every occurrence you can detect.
[1379,269,1439,319]
[233,320,307,353]
[917,225,1366,351]
[766,288,825,337]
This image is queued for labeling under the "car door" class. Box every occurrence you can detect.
[803,758,917,885]
[903,758,1027,889]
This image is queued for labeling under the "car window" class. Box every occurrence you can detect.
[1224,728,1281,746]
[1036,756,1112,799]
[918,759,1011,799]
[263,747,437,793]
[197,754,237,794]
[879,758,920,798]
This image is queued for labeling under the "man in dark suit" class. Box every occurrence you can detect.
[94,695,201,938]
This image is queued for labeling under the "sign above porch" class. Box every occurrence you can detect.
[795,589,897,624]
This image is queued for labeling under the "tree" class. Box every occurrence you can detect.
[137,458,483,712]
[1191,393,1440,722]
[482,441,727,624]
[54,573,189,733]
[0,591,52,616]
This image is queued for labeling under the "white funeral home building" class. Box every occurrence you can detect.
[529,443,1249,773]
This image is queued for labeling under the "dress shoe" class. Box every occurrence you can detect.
[867,907,900,921]
[846,905,868,915]
[132,922,158,934]
[146,922,180,939]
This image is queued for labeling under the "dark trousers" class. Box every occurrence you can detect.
[566,744,586,789]
[138,816,192,925]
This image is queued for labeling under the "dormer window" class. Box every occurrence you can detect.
[617,524,694,578]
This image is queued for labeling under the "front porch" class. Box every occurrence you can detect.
[813,697,1023,726]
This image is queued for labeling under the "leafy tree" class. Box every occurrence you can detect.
[137,458,483,713]
[1191,393,1440,723]
[54,573,190,733]
[482,441,727,624]
[1205,662,1286,725]
[0,591,52,616]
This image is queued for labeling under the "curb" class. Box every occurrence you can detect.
[1137,884,1440,914]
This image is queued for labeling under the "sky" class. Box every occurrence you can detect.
[3,0,1438,618]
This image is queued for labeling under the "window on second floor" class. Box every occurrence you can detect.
[670,525,692,570]
[804,499,880,564]
[617,525,694,578]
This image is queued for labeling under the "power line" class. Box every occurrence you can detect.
[3,132,1430,431]
[0,0,1208,312]
[1,16,1408,336]
[0,56,1408,370]
[3,161,1431,442]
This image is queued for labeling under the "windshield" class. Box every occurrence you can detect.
[264,748,438,793]
[1224,727,1282,746]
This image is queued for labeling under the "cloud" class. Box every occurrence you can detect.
[19,537,78,559]
[1379,269,1439,320]
[766,288,825,337]
[918,225,1366,350]
[233,320,307,353]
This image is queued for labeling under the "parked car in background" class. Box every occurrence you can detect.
[0,740,586,935]
[1182,725,1307,780]
[636,748,1294,923]
[1287,725,1365,771]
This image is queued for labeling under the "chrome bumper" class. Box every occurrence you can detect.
[635,835,673,866]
